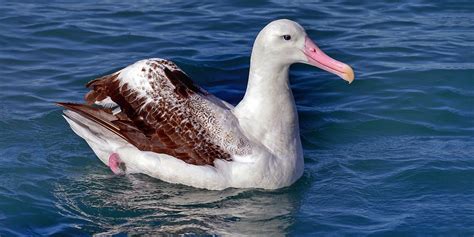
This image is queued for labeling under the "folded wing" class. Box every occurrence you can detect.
[59,59,251,166]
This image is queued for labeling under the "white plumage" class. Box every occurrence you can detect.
[59,19,354,190]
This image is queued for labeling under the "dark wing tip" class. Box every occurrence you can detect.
[56,101,78,109]
[85,78,101,88]
[163,67,208,97]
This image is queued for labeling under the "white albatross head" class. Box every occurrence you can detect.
[252,19,354,83]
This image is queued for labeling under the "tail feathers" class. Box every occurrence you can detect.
[56,102,127,141]
[57,102,153,152]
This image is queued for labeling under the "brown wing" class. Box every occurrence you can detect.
[60,58,238,166]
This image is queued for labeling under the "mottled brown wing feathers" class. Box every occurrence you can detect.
[84,74,119,105]
[60,59,233,166]
[163,67,208,98]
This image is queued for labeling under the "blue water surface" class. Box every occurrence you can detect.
[1,1,473,235]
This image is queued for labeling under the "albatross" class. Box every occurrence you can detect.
[58,19,354,190]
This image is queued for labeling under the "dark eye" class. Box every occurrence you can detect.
[283,35,291,41]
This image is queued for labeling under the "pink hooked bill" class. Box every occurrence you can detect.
[303,36,355,83]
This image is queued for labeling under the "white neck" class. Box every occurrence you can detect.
[234,47,302,161]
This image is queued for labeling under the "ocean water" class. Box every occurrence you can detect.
[1,0,473,235]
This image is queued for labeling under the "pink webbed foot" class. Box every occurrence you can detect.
[108,153,126,175]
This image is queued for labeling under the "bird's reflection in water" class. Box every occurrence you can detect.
[54,171,305,235]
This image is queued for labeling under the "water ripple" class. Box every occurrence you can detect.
[1,0,473,235]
